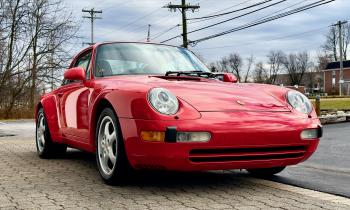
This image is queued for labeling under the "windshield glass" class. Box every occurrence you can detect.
[94,43,209,77]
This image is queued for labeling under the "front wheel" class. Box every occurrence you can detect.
[246,166,286,176]
[95,107,134,185]
[36,108,66,158]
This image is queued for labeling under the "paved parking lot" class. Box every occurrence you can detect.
[1,136,350,209]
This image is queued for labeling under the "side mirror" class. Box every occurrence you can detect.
[223,73,238,83]
[64,67,86,83]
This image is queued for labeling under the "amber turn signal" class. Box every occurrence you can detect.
[141,131,165,142]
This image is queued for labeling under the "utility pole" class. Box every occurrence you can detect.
[82,8,102,46]
[332,20,347,96]
[165,0,199,48]
[147,24,151,42]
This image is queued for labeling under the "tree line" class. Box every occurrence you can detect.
[0,0,80,119]
[0,1,349,119]
[200,23,350,90]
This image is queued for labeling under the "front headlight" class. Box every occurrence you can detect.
[286,91,312,114]
[148,88,179,115]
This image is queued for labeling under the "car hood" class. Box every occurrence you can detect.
[150,79,289,112]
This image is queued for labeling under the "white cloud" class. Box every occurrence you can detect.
[69,0,350,64]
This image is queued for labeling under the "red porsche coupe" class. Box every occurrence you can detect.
[36,42,322,184]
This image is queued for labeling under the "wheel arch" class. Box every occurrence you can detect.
[36,95,62,143]
[90,98,117,148]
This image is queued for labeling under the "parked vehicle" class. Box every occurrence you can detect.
[36,42,322,185]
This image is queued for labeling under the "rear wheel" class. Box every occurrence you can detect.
[36,108,67,158]
[246,166,286,176]
[95,107,134,185]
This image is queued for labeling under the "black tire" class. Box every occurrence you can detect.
[246,166,286,176]
[95,107,135,185]
[36,108,67,159]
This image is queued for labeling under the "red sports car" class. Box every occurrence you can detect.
[36,42,322,185]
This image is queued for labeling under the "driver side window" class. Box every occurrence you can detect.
[74,52,92,80]
[61,51,92,86]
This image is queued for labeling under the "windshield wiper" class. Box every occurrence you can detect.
[165,70,217,78]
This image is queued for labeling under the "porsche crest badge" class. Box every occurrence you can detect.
[236,101,245,105]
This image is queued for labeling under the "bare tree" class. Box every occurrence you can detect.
[321,23,350,61]
[342,22,350,60]
[207,62,217,72]
[243,55,254,83]
[265,50,284,84]
[0,0,81,119]
[316,50,332,71]
[282,51,313,86]
[252,62,267,83]
[216,57,230,73]
[227,53,243,82]
[321,26,338,61]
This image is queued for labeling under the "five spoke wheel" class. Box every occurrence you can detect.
[36,108,67,158]
[98,116,118,175]
[95,107,135,185]
[36,112,46,153]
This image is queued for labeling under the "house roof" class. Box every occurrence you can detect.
[325,60,350,70]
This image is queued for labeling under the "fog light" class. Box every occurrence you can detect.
[176,132,211,142]
[141,131,165,142]
[300,129,318,139]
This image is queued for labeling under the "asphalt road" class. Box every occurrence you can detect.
[0,120,35,137]
[250,121,350,198]
[1,120,349,198]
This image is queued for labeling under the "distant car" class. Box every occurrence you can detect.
[36,42,322,185]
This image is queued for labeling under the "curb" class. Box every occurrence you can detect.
[319,111,350,124]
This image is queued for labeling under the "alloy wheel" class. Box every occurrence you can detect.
[36,112,46,152]
[97,116,118,176]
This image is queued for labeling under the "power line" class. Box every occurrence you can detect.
[187,0,273,20]
[103,0,133,11]
[287,42,324,51]
[164,1,201,48]
[95,7,164,38]
[188,0,308,27]
[186,0,286,35]
[137,0,213,42]
[190,26,328,50]
[188,0,334,45]
[115,12,179,41]
[83,0,106,9]
[207,0,253,16]
[160,0,286,43]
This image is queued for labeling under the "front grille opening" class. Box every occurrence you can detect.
[189,153,303,163]
[190,145,306,155]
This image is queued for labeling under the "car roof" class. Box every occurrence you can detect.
[86,41,185,52]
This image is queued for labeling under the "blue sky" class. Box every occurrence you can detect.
[69,0,349,64]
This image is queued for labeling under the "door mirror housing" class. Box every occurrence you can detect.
[223,73,238,83]
[64,67,86,83]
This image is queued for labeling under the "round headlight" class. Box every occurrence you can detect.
[286,91,312,114]
[148,88,179,115]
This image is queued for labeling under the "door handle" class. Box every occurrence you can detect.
[58,92,64,97]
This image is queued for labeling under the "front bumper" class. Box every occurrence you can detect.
[119,111,320,171]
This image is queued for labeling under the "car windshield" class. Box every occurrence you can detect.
[94,43,210,77]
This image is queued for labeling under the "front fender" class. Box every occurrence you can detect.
[36,94,63,143]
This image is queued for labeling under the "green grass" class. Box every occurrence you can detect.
[311,99,350,110]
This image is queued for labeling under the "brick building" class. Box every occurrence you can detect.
[323,60,350,95]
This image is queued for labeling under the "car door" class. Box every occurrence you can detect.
[58,50,92,141]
